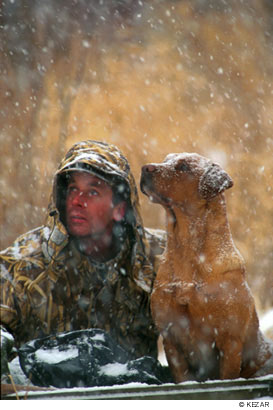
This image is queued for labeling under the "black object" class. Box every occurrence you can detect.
[19,329,172,388]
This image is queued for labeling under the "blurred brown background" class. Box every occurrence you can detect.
[1,0,272,313]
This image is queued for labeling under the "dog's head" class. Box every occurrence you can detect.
[140,153,233,208]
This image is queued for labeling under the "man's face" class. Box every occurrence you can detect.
[65,171,118,238]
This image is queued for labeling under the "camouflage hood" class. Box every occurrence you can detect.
[42,140,153,291]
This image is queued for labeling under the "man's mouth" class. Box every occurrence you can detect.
[69,213,87,223]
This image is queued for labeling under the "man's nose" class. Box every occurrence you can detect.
[71,192,86,207]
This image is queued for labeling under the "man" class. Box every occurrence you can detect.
[0,140,166,384]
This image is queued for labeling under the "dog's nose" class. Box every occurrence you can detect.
[142,164,156,173]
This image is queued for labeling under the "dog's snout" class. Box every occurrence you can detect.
[142,164,156,173]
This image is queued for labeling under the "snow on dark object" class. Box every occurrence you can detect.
[18,329,172,388]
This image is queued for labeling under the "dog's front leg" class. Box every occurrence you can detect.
[163,337,191,383]
[219,338,242,379]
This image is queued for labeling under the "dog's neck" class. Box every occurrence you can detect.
[165,194,244,277]
[167,195,227,241]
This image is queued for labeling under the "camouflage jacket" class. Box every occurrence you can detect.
[0,140,165,360]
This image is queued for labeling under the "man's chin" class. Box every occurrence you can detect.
[67,225,91,238]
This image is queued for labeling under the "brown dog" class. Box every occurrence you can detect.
[141,153,272,382]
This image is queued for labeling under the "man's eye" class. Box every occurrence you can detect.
[88,190,99,197]
[67,186,77,193]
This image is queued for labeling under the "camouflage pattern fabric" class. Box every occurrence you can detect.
[0,140,165,360]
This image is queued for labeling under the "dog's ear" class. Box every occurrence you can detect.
[199,163,233,200]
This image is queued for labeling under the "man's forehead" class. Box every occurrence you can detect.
[68,171,111,187]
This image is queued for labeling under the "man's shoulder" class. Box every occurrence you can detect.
[0,226,45,262]
[144,227,166,257]
[144,227,166,243]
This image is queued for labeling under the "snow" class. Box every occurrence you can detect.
[8,356,31,386]
[0,265,12,281]
[34,345,79,364]
[9,241,22,259]
[260,309,273,335]
[42,226,51,240]
[1,328,14,343]
[99,363,137,378]
[91,332,105,342]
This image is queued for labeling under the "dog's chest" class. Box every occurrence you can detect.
[153,277,206,309]
[174,278,228,304]
[170,279,200,305]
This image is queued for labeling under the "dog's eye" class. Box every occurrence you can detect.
[176,161,191,172]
